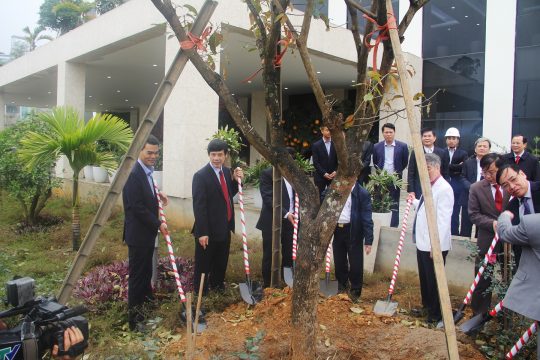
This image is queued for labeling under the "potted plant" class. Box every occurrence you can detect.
[209,126,246,169]
[365,168,404,226]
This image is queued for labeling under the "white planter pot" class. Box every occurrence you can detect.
[253,188,262,208]
[93,166,109,183]
[83,166,94,181]
[372,211,392,228]
[108,170,117,184]
[365,211,392,274]
[153,171,163,190]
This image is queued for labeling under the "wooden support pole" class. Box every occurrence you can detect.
[271,167,283,287]
[385,1,460,359]
[186,293,194,360]
[57,0,219,304]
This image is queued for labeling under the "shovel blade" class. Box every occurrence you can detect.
[319,279,338,297]
[437,307,466,329]
[459,313,491,335]
[239,281,263,305]
[181,309,207,333]
[283,267,294,288]
[373,299,398,317]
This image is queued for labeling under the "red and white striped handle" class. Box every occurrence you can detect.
[388,198,413,295]
[325,240,332,273]
[292,193,299,261]
[489,300,504,317]
[237,179,251,275]
[506,321,537,359]
[153,180,186,302]
[463,235,499,305]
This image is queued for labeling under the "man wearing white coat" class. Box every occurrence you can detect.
[410,153,454,323]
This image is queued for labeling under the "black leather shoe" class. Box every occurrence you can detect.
[350,289,361,302]
[410,308,427,318]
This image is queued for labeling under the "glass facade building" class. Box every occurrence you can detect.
[422,0,487,152]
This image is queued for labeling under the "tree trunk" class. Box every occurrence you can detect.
[72,176,81,251]
[290,223,325,359]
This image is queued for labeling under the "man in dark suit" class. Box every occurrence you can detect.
[372,123,409,227]
[192,139,243,293]
[497,163,540,267]
[407,127,449,198]
[444,127,469,235]
[332,181,373,302]
[501,134,540,181]
[468,153,508,315]
[311,126,338,197]
[256,167,295,288]
[460,137,491,237]
[123,135,168,331]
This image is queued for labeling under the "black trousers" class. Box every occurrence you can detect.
[261,219,294,287]
[450,178,463,236]
[389,185,401,228]
[315,179,332,199]
[416,249,448,319]
[128,245,154,325]
[333,224,364,292]
[470,243,504,315]
[194,233,231,293]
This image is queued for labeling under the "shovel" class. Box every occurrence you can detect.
[319,240,338,297]
[238,179,263,305]
[284,193,299,288]
[373,198,413,316]
[437,235,500,328]
[460,300,503,335]
[154,180,207,331]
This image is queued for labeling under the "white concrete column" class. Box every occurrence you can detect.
[163,37,220,198]
[249,91,266,165]
[56,61,86,179]
[0,93,6,131]
[482,0,517,152]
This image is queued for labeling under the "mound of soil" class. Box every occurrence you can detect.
[164,287,484,359]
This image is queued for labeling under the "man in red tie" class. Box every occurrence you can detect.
[468,153,508,315]
[502,134,540,181]
[192,139,243,293]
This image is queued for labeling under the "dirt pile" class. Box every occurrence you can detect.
[164,288,484,359]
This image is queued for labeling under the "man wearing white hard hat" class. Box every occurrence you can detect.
[445,127,468,236]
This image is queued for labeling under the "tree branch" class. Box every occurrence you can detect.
[245,0,267,45]
[346,0,377,18]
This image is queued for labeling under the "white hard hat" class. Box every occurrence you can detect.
[445,127,460,138]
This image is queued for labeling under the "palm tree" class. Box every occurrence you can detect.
[19,106,133,250]
[13,26,54,51]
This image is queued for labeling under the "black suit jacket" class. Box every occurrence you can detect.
[256,167,292,233]
[406,147,449,195]
[311,138,338,183]
[358,141,374,185]
[372,140,409,176]
[448,148,469,179]
[192,163,238,241]
[122,162,161,248]
[502,152,540,182]
[459,156,481,206]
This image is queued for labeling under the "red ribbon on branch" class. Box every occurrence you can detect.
[362,13,396,73]
[180,26,212,51]
[242,29,293,83]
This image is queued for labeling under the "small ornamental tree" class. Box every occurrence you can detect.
[0,117,58,225]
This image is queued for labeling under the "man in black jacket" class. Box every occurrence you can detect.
[332,181,374,302]
[407,127,449,198]
[501,134,540,181]
[123,135,168,331]
[444,127,468,235]
[311,126,338,197]
[192,139,243,293]
[256,167,295,287]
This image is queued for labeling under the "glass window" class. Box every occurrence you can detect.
[515,0,540,47]
[423,0,486,59]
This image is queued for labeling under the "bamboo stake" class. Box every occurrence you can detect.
[384,1,460,358]
[193,273,206,346]
[186,293,194,360]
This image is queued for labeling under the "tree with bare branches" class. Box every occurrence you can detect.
[151,0,429,357]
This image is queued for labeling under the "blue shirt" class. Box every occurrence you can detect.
[138,159,155,195]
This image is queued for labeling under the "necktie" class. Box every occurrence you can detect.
[219,170,232,221]
[494,185,502,212]
[521,197,531,215]
[515,155,521,164]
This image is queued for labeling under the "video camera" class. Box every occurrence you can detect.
[0,277,89,360]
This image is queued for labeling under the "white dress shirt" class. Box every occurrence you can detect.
[284,179,294,218]
[413,177,454,252]
[324,138,332,155]
[338,184,355,224]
